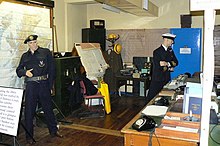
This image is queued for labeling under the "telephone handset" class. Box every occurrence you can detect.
[132,115,156,131]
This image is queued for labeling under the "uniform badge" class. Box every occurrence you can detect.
[163,66,167,72]
[39,60,45,67]
[29,35,34,40]
[171,61,176,66]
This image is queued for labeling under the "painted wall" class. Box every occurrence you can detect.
[54,2,87,52]
[53,0,65,52]
[87,0,190,29]
[54,0,220,52]
[66,4,87,51]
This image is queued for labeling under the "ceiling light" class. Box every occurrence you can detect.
[102,4,120,13]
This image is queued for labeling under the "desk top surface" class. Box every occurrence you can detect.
[121,93,200,143]
[115,75,150,80]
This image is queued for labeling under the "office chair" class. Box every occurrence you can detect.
[78,80,105,119]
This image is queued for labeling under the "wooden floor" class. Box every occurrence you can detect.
[1,94,146,146]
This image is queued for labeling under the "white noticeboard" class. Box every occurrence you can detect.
[0,86,23,136]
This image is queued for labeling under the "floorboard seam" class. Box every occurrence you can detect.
[60,124,124,137]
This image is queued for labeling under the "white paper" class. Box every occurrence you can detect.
[141,105,168,116]
[180,48,191,54]
[75,43,109,78]
[162,126,198,133]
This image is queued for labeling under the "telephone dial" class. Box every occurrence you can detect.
[132,115,156,131]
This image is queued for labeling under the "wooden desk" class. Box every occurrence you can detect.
[115,75,150,97]
[121,99,200,146]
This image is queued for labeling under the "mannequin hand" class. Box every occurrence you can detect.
[26,69,33,77]
[160,61,168,66]
[168,67,174,72]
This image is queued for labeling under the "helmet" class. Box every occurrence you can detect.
[108,34,117,39]
[114,44,122,54]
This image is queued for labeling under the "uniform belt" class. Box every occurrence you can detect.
[25,75,48,82]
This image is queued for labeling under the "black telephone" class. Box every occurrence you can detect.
[154,97,169,106]
[132,115,156,131]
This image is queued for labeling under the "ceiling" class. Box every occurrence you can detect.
[66,0,170,16]
[94,0,158,16]
[150,0,168,7]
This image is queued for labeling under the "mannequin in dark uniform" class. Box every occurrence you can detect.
[146,33,178,104]
[103,34,123,93]
[16,35,62,144]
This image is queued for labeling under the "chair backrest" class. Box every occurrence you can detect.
[79,80,86,95]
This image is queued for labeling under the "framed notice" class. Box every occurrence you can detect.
[0,86,23,136]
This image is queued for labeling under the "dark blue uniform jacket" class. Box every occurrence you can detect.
[152,45,178,83]
[16,47,55,90]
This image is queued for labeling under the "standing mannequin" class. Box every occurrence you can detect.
[103,34,123,93]
[16,35,63,144]
[146,33,178,104]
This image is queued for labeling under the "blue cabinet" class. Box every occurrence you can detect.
[170,28,202,79]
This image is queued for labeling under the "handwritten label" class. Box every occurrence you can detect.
[0,87,23,136]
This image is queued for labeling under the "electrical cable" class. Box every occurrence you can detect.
[148,128,155,146]
[153,131,161,146]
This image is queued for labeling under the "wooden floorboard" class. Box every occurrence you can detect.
[1,95,146,146]
[61,124,123,137]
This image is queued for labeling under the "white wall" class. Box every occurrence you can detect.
[87,0,190,29]
[54,0,220,52]
[54,0,66,52]
[67,4,87,51]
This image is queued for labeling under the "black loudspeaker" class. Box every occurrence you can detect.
[82,28,106,51]
[180,15,192,28]
[90,19,105,29]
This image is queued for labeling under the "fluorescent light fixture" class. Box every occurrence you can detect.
[102,4,120,13]
[142,0,148,10]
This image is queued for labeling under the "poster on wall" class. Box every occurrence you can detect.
[0,2,52,88]
[75,43,109,79]
[0,86,23,136]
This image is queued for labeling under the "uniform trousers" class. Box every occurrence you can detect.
[25,81,58,140]
[146,80,168,104]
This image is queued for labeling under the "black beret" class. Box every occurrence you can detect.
[24,35,38,44]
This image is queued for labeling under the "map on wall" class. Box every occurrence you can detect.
[107,29,168,63]
[0,2,52,88]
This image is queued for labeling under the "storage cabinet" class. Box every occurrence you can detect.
[54,56,81,116]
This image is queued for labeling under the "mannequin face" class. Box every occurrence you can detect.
[163,38,174,47]
[28,40,38,53]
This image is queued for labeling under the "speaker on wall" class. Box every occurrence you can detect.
[180,15,192,28]
[82,28,106,51]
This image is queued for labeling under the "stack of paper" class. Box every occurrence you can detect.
[141,105,168,116]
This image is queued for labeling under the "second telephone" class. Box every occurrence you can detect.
[132,115,156,131]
